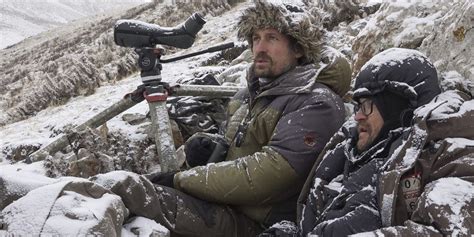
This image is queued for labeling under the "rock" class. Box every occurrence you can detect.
[122,113,147,125]
[67,153,115,178]
[77,148,92,159]
[98,123,109,142]
[312,0,363,30]
[44,153,70,178]
[170,119,185,148]
[143,144,161,173]
[67,155,102,178]
[420,0,473,81]
[217,63,249,84]
[352,0,468,75]
[440,71,474,93]
[229,48,252,66]
[42,127,156,178]
[7,144,41,162]
[175,145,186,169]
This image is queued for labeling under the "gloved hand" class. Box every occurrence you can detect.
[146,171,178,188]
[184,135,217,167]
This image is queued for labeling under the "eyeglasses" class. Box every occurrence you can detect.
[353,99,374,116]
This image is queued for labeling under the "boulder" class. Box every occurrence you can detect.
[352,0,473,82]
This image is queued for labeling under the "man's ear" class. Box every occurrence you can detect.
[293,44,304,60]
[295,51,303,59]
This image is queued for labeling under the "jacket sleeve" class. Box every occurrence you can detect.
[174,95,345,205]
[174,147,299,205]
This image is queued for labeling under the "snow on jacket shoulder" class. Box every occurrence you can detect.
[174,48,349,225]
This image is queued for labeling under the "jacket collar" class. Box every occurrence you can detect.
[246,62,326,99]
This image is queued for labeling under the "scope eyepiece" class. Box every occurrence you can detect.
[114,13,206,49]
[184,13,205,36]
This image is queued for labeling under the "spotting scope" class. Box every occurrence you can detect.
[114,12,206,49]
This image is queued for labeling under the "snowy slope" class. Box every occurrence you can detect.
[0,1,247,164]
[0,3,245,234]
[0,0,239,127]
[0,0,151,49]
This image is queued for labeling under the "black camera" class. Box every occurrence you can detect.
[114,12,206,49]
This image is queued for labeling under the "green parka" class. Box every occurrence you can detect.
[174,47,350,226]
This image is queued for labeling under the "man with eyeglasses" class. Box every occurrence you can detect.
[0,1,352,236]
[260,48,474,236]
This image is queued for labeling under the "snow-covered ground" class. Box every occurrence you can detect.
[0,3,241,233]
[0,60,196,165]
[0,0,244,165]
[0,1,243,165]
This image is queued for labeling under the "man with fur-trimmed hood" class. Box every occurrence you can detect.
[0,1,351,236]
[137,1,351,236]
[120,1,350,236]
[130,1,351,236]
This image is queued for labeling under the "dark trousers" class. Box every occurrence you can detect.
[93,171,263,237]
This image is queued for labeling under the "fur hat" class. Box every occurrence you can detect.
[237,0,324,63]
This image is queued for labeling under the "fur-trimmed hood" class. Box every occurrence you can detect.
[237,0,324,64]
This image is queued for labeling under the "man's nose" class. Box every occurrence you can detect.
[354,109,367,121]
[253,40,267,53]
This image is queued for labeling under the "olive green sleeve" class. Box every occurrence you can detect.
[174,147,299,205]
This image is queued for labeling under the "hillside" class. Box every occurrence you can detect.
[0,0,151,49]
[0,1,237,126]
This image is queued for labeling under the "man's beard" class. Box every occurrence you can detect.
[253,52,295,78]
[356,123,375,152]
[254,52,274,78]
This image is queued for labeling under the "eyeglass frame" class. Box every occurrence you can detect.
[352,98,375,116]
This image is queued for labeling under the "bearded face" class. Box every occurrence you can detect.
[252,28,302,78]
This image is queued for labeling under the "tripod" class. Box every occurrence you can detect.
[28,42,243,173]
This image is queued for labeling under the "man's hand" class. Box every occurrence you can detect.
[146,171,178,188]
[184,135,217,167]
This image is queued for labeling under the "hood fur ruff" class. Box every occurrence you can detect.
[237,0,324,63]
